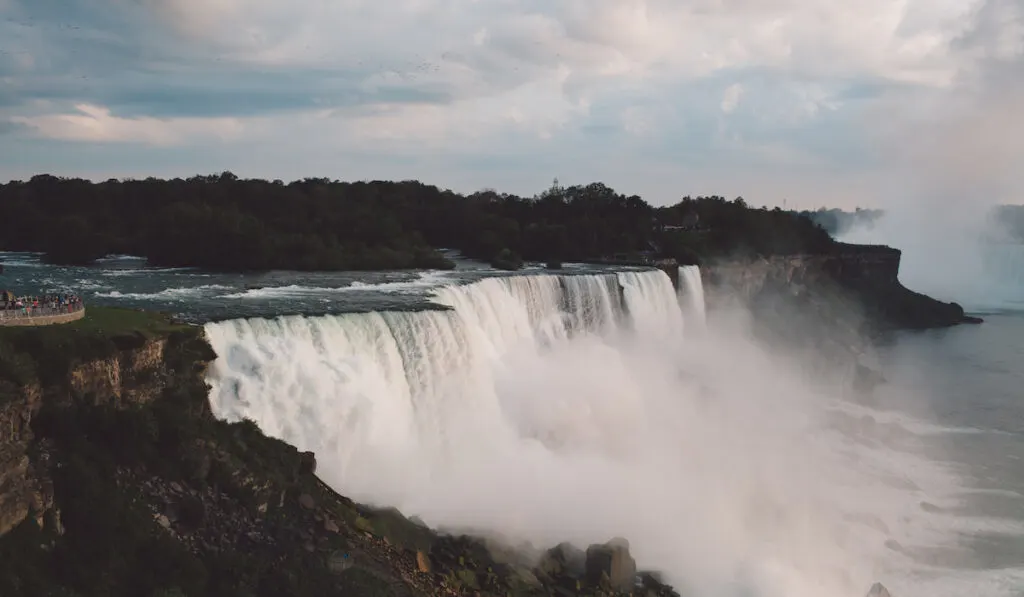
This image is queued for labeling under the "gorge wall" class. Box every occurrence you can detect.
[0,329,212,537]
[701,243,980,330]
[696,244,979,391]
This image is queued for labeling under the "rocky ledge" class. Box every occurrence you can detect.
[702,245,984,331]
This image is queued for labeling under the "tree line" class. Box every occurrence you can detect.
[0,173,838,271]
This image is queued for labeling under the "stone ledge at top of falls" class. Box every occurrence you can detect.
[0,305,689,597]
[699,243,984,331]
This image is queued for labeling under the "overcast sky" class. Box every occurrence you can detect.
[0,0,1021,208]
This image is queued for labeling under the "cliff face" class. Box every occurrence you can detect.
[0,383,47,537]
[702,245,980,330]
[0,334,202,537]
[699,245,979,392]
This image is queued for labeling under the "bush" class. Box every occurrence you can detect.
[491,248,524,271]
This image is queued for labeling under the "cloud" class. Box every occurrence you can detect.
[860,0,1024,204]
[721,84,744,113]
[0,0,1019,207]
[11,103,243,145]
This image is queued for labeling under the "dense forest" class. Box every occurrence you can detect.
[0,173,837,271]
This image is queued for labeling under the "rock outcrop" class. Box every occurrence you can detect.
[700,243,982,389]
[0,327,210,538]
[702,243,982,331]
[0,383,52,537]
[584,537,637,591]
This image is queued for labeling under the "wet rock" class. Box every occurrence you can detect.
[866,582,892,597]
[182,440,212,482]
[43,508,64,536]
[636,571,680,597]
[359,506,434,551]
[416,550,431,573]
[298,493,315,510]
[176,495,206,532]
[454,569,478,590]
[539,542,586,579]
[509,565,542,590]
[298,451,316,476]
[584,537,636,590]
[328,550,354,574]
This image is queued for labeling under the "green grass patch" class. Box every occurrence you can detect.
[0,307,201,396]
[63,306,189,336]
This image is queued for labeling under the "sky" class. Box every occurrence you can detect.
[0,0,1021,208]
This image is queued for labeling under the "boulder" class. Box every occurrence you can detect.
[539,542,586,579]
[299,451,317,476]
[584,537,636,591]
[866,582,892,597]
[328,550,353,574]
[298,493,315,510]
[416,550,431,573]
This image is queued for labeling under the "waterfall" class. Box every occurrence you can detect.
[678,265,707,328]
[204,269,683,489]
[204,264,964,597]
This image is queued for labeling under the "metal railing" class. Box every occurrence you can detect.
[0,303,85,322]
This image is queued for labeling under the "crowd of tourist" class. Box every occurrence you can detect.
[0,291,84,319]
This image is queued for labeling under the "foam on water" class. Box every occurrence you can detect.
[220,272,451,299]
[204,268,1007,597]
[94,285,233,300]
[100,267,204,277]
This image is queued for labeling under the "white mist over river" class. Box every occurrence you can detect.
[3,252,1022,597]
[839,208,1024,314]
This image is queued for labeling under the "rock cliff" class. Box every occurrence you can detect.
[702,243,982,331]
[0,383,48,538]
[0,324,211,539]
[0,308,680,597]
[698,244,980,390]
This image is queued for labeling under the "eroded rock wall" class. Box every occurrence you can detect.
[0,334,207,538]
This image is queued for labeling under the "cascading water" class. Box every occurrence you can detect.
[678,265,707,329]
[206,268,974,597]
